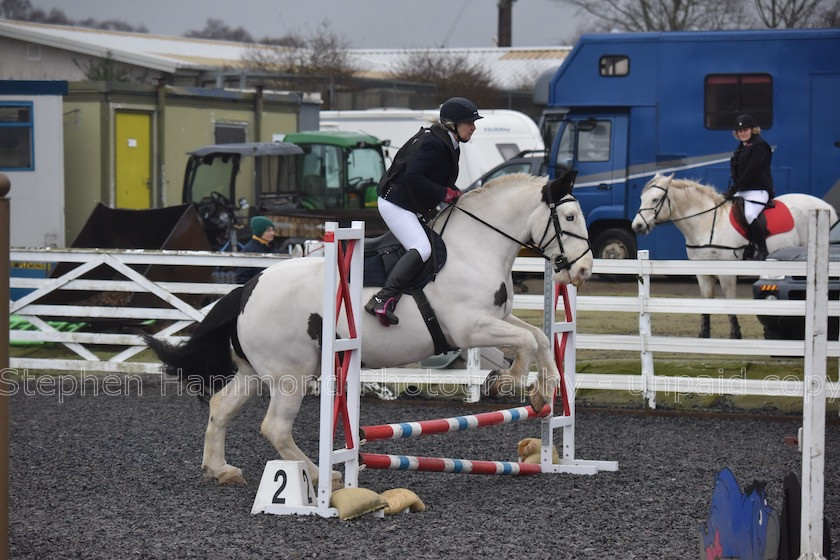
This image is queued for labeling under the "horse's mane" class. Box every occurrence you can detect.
[464,172,547,198]
[431,172,546,227]
[646,176,726,205]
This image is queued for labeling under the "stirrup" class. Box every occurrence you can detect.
[751,248,769,261]
[365,295,400,326]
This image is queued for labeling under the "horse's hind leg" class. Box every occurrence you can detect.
[202,369,260,485]
[718,275,742,339]
[728,315,742,339]
[699,315,710,338]
[259,373,342,490]
[696,274,717,338]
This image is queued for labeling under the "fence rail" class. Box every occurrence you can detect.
[8,237,839,406]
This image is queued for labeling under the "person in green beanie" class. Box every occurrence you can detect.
[235,216,276,284]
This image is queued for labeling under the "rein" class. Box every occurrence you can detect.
[445,193,591,273]
[637,184,747,254]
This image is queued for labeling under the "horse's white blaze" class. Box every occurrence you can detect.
[194,172,592,484]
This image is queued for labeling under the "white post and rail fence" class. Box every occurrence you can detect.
[7,214,839,407]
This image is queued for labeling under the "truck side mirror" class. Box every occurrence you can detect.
[577,119,597,132]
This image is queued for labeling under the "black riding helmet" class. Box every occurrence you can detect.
[440,97,483,126]
[734,114,757,130]
[440,97,483,142]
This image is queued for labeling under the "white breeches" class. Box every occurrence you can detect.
[377,197,432,261]
[734,190,770,223]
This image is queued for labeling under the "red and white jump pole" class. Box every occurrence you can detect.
[360,453,542,476]
[360,404,551,442]
[357,261,617,477]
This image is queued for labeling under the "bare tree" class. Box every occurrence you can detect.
[1,0,147,32]
[73,50,138,81]
[0,0,32,19]
[185,18,254,43]
[241,20,356,107]
[389,50,501,108]
[554,0,748,31]
[754,0,824,26]
[244,21,355,77]
[814,0,840,24]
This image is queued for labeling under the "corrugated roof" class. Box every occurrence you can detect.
[351,47,569,89]
[0,19,569,89]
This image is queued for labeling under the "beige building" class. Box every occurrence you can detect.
[60,82,311,241]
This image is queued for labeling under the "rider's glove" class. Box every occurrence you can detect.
[443,187,462,204]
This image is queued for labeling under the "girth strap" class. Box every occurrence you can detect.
[410,289,457,356]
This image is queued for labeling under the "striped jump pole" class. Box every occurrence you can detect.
[360,404,551,443]
[360,453,542,476]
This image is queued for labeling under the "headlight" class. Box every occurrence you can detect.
[758,274,786,280]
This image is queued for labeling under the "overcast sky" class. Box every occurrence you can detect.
[27,0,585,48]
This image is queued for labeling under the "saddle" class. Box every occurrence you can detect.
[362,225,454,355]
[363,225,447,290]
[729,199,795,239]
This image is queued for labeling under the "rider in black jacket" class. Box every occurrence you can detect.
[365,97,483,326]
[726,114,774,260]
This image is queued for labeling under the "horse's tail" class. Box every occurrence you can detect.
[143,286,245,395]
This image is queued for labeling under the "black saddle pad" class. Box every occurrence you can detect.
[363,226,446,289]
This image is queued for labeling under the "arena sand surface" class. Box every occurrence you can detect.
[9,374,839,559]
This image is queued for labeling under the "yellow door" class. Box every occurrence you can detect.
[115,112,151,209]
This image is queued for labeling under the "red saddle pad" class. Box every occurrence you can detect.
[729,199,794,238]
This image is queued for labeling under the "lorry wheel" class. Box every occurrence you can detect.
[592,228,636,260]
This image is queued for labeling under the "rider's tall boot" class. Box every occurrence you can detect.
[748,213,769,261]
[364,249,425,326]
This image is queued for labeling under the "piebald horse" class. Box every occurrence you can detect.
[145,171,593,486]
[631,173,837,338]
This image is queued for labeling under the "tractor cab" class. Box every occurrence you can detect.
[182,142,303,249]
[280,130,385,211]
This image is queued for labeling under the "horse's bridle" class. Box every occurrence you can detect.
[635,183,747,253]
[449,192,591,273]
[634,184,673,231]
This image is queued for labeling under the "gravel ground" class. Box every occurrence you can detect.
[9,374,839,559]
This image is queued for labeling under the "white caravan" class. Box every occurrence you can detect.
[320,108,544,189]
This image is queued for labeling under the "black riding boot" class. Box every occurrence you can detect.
[748,214,769,261]
[364,249,425,326]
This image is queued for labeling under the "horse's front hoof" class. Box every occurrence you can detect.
[529,387,547,414]
[331,471,343,492]
[203,465,246,486]
[218,470,246,486]
[313,469,343,491]
[217,469,246,486]
[482,370,503,398]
